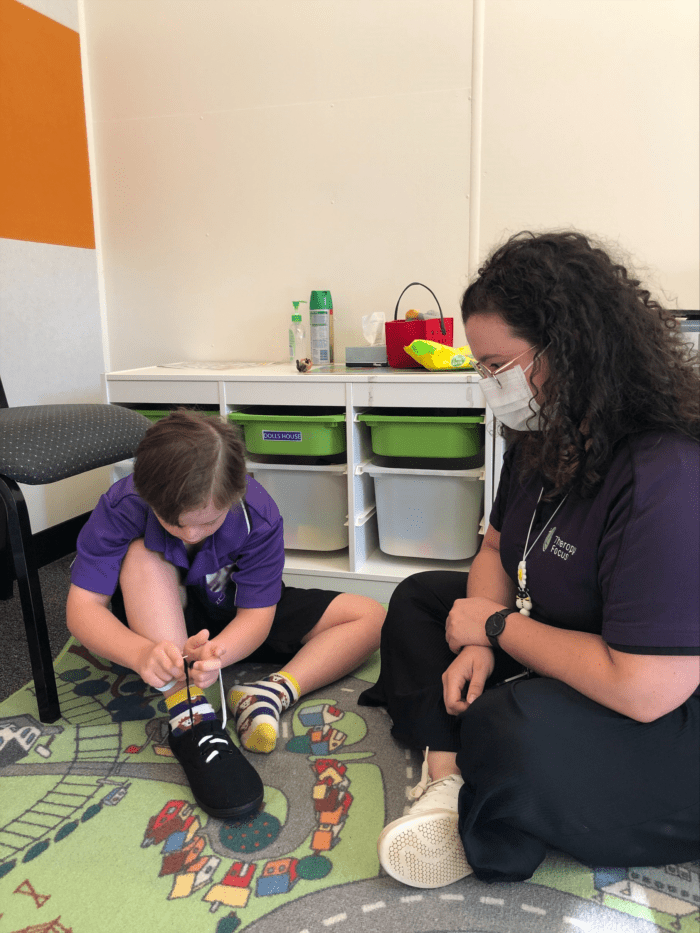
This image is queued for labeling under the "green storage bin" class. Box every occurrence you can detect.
[357,409,483,459]
[228,407,346,457]
[133,408,219,424]
[134,409,172,424]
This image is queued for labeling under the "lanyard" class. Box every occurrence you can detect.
[516,487,569,616]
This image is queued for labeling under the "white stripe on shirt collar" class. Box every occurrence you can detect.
[241,500,251,534]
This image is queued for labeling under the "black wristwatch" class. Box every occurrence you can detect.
[485,608,513,650]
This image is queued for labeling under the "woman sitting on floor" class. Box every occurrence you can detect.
[360,230,700,887]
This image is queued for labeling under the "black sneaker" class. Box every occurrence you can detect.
[168,717,264,820]
[167,664,264,820]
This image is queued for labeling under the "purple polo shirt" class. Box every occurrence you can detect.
[71,473,284,609]
[491,432,700,677]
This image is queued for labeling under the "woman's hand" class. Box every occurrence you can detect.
[445,596,505,653]
[442,646,495,715]
[183,629,226,690]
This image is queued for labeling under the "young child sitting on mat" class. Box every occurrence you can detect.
[66,409,384,820]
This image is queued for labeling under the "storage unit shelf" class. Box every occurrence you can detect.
[104,362,497,602]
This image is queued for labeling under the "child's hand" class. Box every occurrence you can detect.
[184,629,225,690]
[136,640,185,690]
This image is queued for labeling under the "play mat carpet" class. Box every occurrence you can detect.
[0,639,697,933]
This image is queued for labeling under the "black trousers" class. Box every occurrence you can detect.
[359,571,700,882]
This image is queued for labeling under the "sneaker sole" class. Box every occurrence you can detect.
[378,810,472,889]
[193,787,264,822]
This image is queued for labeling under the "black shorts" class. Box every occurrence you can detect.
[111,580,341,665]
[185,581,340,663]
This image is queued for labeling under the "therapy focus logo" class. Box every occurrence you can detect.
[544,527,577,560]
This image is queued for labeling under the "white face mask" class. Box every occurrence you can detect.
[479,361,541,431]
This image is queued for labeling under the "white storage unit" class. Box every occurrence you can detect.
[361,461,484,561]
[103,363,498,602]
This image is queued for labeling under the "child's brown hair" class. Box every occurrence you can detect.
[133,410,247,525]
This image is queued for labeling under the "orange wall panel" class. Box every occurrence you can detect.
[0,0,95,248]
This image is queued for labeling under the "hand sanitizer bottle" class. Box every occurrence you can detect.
[289,300,308,363]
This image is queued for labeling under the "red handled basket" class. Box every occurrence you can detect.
[384,282,453,368]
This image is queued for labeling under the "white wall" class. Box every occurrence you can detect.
[81,0,699,377]
[476,0,699,309]
[4,0,697,535]
[79,0,474,370]
[1,0,110,533]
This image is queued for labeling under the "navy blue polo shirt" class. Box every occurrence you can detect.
[72,473,284,609]
[491,431,699,681]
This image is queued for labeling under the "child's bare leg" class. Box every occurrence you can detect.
[118,540,263,818]
[229,594,385,753]
[119,538,188,651]
[119,540,216,730]
[284,593,384,693]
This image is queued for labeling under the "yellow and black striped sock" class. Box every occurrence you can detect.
[228,671,300,753]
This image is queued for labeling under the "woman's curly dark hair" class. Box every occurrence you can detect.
[461,231,700,497]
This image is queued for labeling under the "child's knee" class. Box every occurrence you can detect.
[122,537,150,565]
[120,538,180,588]
[356,595,385,641]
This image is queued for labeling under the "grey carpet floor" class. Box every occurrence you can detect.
[0,554,73,703]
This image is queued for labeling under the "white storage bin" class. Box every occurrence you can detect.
[362,461,484,561]
[247,461,348,551]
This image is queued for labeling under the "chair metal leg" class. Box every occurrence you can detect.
[0,477,61,723]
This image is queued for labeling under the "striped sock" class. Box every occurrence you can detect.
[165,685,217,736]
[228,671,300,753]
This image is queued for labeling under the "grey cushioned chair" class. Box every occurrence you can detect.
[0,377,150,722]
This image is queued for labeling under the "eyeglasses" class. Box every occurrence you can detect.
[470,345,538,388]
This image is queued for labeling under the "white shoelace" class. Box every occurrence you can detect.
[408,747,463,812]
[410,746,432,800]
[198,732,229,764]
[184,667,229,764]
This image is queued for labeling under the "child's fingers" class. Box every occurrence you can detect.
[191,670,220,691]
[162,642,185,677]
[182,629,211,665]
[140,642,183,686]
[195,641,225,662]
[185,628,210,650]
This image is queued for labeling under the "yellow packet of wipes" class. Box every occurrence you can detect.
[404,339,474,371]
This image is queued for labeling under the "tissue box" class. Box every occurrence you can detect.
[345,346,388,367]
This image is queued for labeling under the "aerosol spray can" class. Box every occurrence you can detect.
[309,290,334,365]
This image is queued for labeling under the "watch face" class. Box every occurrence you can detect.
[486,611,507,636]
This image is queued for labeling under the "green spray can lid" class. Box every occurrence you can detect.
[309,290,333,309]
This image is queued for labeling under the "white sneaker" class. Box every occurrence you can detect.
[377,750,473,888]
